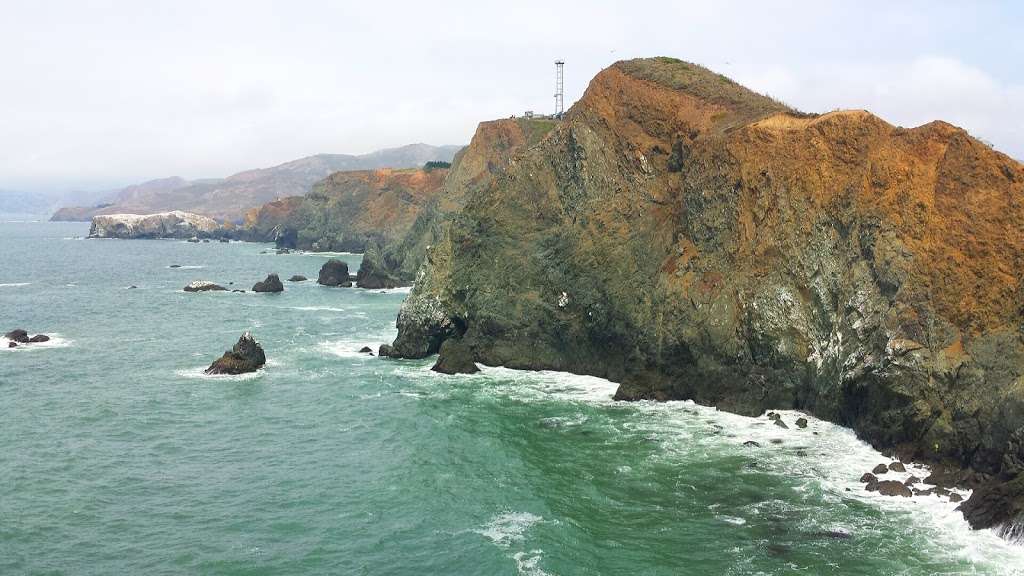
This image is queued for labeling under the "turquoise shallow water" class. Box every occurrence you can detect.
[2,221,1024,575]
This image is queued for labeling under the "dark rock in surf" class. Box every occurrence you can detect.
[288,275,307,282]
[773,419,789,429]
[379,344,394,357]
[795,417,808,429]
[252,273,284,293]
[5,329,30,343]
[872,464,889,475]
[904,476,921,486]
[317,259,352,287]
[889,461,907,472]
[875,480,913,497]
[860,473,878,484]
[28,334,50,343]
[169,264,182,268]
[743,440,760,447]
[8,341,16,348]
[205,332,266,375]
[358,346,373,354]
[431,339,480,374]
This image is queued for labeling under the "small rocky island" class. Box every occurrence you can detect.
[5,329,50,348]
[317,259,352,287]
[252,274,284,293]
[205,333,266,375]
[89,211,221,240]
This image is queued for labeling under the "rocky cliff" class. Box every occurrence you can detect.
[258,167,451,253]
[88,211,221,239]
[387,57,1024,536]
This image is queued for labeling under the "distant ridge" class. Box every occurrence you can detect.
[50,143,463,222]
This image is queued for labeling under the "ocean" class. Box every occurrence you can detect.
[2,221,1023,575]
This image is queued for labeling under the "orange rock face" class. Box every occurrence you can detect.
[390,57,1024,534]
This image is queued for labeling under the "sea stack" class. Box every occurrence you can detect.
[317,259,352,287]
[252,273,284,293]
[205,332,266,375]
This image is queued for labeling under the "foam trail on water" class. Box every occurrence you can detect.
[415,363,1024,574]
[0,282,31,288]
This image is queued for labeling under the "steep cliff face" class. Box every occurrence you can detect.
[245,167,450,254]
[389,57,1024,534]
[88,211,221,239]
[359,117,559,286]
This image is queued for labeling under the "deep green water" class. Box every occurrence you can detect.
[2,221,1023,575]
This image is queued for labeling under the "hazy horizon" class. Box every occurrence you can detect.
[2,0,1022,194]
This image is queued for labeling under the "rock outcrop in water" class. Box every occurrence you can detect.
[183,280,227,292]
[384,57,1024,536]
[5,329,49,344]
[205,332,266,375]
[89,211,220,239]
[252,274,284,293]
[317,259,352,287]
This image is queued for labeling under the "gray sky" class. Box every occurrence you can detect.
[2,0,1021,192]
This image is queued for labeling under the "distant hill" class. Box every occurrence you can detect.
[50,143,463,222]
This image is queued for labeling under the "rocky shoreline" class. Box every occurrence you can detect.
[378,58,1024,538]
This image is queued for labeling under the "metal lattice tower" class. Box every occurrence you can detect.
[554,60,564,118]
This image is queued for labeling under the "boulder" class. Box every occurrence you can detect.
[317,259,352,287]
[431,339,480,374]
[872,464,889,475]
[795,417,808,429]
[169,264,182,268]
[379,344,394,357]
[5,329,30,343]
[252,274,284,293]
[28,335,50,343]
[889,461,907,472]
[767,412,781,421]
[287,275,308,282]
[743,440,760,448]
[949,492,964,503]
[860,473,878,484]
[184,281,227,292]
[773,419,789,430]
[875,480,913,497]
[205,332,266,375]
[904,476,921,486]
[358,346,374,354]
[219,238,229,243]
[8,341,16,348]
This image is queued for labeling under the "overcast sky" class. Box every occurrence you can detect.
[2,0,1022,192]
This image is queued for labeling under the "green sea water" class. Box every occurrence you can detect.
[2,221,1023,575]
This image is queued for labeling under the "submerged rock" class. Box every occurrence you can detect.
[28,335,49,343]
[287,275,307,282]
[317,259,352,287]
[252,273,284,293]
[358,346,374,354]
[431,339,480,375]
[205,332,266,375]
[743,440,760,448]
[8,341,17,348]
[183,281,226,292]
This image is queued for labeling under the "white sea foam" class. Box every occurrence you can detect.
[289,306,348,313]
[476,512,545,547]
[317,339,388,359]
[512,550,552,576]
[175,366,266,380]
[418,364,1024,573]
[0,282,31,288]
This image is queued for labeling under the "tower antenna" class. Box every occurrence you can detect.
[554,60,564,119]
